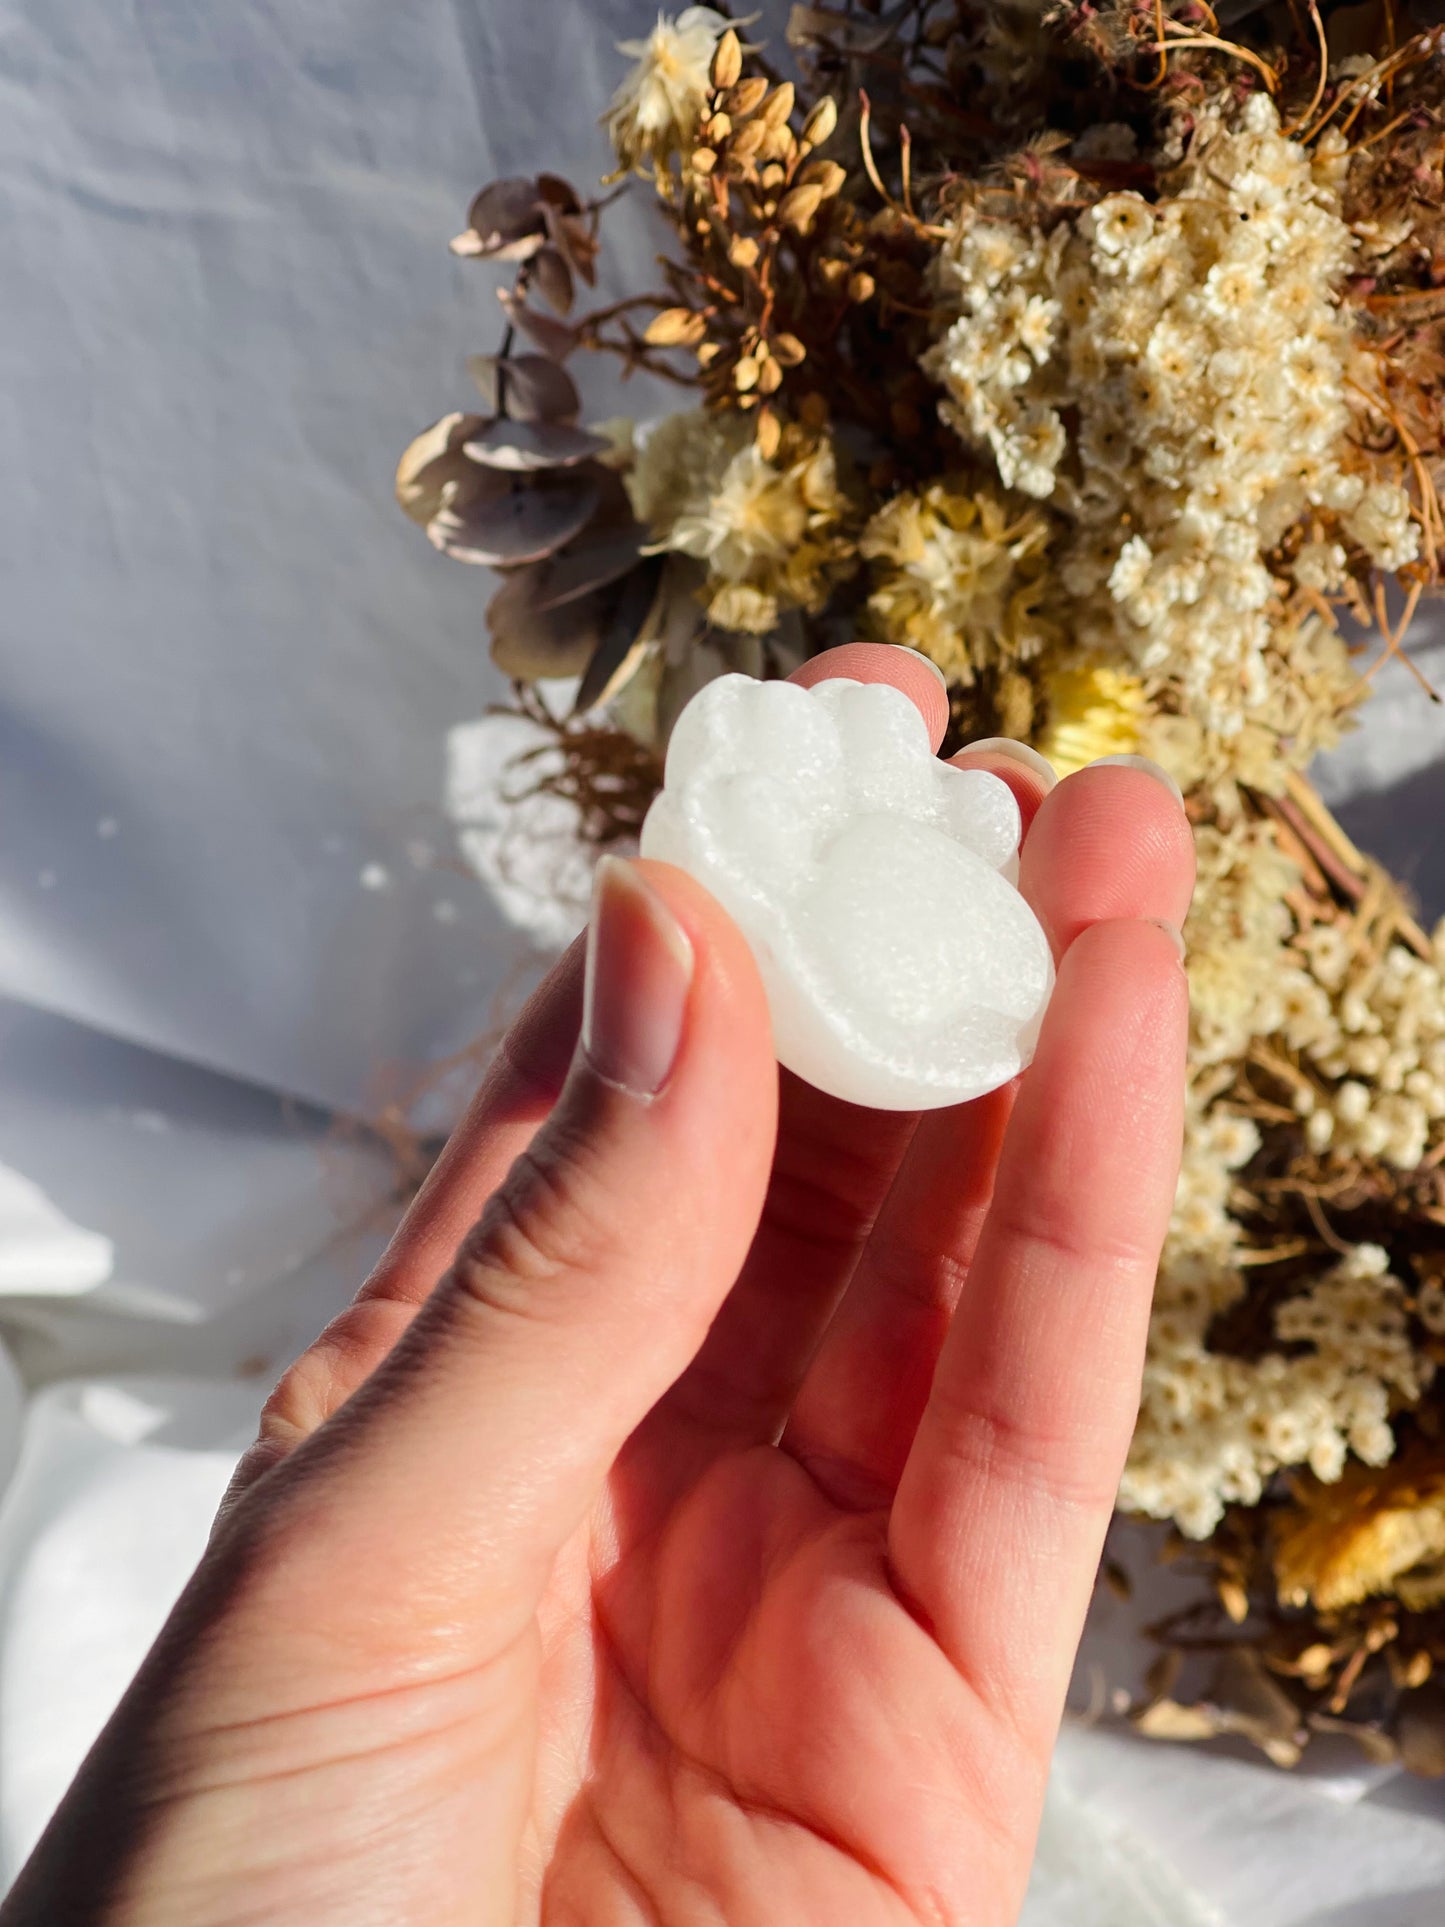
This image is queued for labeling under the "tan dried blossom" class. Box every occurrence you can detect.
[627,408,854,633]
[859,481,1059,683]
[605,8,736,179]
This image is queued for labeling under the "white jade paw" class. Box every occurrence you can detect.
[639,674,1054,1109]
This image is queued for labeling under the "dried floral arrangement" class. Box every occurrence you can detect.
[398,1,1445,1771]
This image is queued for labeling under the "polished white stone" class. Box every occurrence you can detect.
[640,675,1054,1109]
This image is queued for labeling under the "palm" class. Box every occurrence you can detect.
[518,1073,1064,1927]
[535,1440,1037,1927]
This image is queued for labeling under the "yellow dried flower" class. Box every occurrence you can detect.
[1037,661,1148,776]
[860,481,1060,684]
[1274,1452,1445,1612]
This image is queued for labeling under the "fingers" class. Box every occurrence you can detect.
[948,741,1056,840]
[1020,762,1195,960]
[240,858,779,1654]
[888,919,1189,1744]
[782,758,1192,1504]
[647,1072,916,1475]
[790,642,950,750]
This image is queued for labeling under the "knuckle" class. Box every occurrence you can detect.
[451,1124,623,1318]
[931,1388,1119,1517]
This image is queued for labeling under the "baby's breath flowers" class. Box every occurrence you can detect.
[1123,1243,1434,1542]
[926,97,1419,745]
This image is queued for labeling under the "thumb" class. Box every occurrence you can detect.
[236,857,778,1650]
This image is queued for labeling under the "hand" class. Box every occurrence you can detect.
[3,646,1194,1927]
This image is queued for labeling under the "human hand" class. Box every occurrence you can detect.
[3,645,1193,1927]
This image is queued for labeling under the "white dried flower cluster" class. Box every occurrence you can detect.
[1120,841,1445,1536]
[1184,820,1302,1073]
[1123,1243,1434,1539]
[1168,1100,1262,1266]
[1146,615,1361,816]
[1179,823,1445,1169]
[924,219,1067,499]
[1291,918,1445,1168]
[925,96,1419,736]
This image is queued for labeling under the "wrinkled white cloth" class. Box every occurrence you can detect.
[0,0,1443,1918]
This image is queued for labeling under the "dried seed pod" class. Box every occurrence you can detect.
[800,159,847,198]
[726,76,770,117]
[758,125,798,166]
[760,162,786,190]
[712,27,743,91]
[645,306,707,348]
[734,355,761,392]
[847,270,876,302]
[801,97,838,147]
[757,356,783,394]
[466,354,581,423]
[464,419,612,472]
[692,147,718,175]
[777,183,825,231]
[704,112,732,142]
[770,333,807,366]
[729,235,760,268]
[731,122,767,162]
[755,406,782,460]
[759,81,795,128]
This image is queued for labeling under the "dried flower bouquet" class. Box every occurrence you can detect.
[399,0,1445,1772]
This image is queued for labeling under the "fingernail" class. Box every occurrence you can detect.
[1091,753,1185,810]
[583,858,694,1097]
[964,737,1059,791]
[904,649,949,691]
[1146,918,1188,965]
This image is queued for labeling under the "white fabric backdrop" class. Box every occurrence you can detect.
[1,0,1443,1917]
